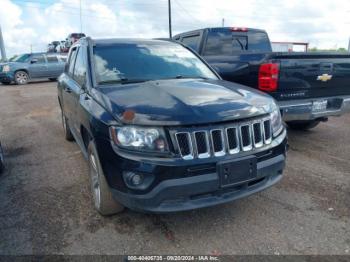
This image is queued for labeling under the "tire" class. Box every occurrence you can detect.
[14,70,29,85]
[0,142,4,174]
[88,141,124,215]
[49,78,57,81]
[287,120,320,130]
[1,81,11,85]
[61,110,74,141]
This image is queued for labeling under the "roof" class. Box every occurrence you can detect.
[173,27,266,38]
[91,38,175,46]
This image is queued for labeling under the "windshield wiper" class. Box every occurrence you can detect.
[98,78,150,85]
[166,75,209,80]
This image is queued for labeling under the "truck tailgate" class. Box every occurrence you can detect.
[275,53,350,101]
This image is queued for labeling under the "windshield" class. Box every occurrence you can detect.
[93,42,218,85]
[10,54,31,63]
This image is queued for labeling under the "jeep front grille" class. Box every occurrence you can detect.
[174,117,272,160]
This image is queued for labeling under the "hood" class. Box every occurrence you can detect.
[97,79,274,126]
[0,62,24,69]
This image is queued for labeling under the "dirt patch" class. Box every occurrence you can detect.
[26,107,55,118]
[280,169,350,219]
[5,146,31,158]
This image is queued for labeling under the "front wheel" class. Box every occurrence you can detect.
[88,141,124,215]
[14,71,29,85]
[287,120,320,130]
[61,110,74,141]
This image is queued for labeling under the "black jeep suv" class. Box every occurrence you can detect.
[57,38,287,215]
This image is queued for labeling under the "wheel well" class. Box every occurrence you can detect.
[14,69,29,75]
[80,125,92,151]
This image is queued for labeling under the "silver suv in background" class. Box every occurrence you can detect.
[0,53,66,85]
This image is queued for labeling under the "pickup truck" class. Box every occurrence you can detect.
[0,52,66,85]
[57,37,287,215]
[174,27,350,130]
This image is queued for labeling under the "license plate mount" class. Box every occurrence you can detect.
[312,100,328,112]
[218,156,257,187]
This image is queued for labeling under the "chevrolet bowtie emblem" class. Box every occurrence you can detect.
[317,74,333,82]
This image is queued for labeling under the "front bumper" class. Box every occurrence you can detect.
[279,95,350,122]
[111,154,285,213]
[106,131,288,213]
[0,72,14,83]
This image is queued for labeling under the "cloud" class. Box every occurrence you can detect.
[0,0,349,57]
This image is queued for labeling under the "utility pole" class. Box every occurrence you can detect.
[222,18,225,27]
[79,0,83,33]
[168,0,172,38]
[0,25,7,61]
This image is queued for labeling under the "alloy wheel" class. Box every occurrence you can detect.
[15,72,28,84]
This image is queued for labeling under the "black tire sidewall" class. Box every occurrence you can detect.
[87,141,124,215]
[61,110,74,141]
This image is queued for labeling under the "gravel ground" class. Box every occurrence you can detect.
[0,81,349,255]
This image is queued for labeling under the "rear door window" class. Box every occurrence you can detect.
[31,54,46,63]
[47,56,59,63]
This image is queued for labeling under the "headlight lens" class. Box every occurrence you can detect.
[271,102,283,137]
[109,126,168,152]
[2,65,10,72]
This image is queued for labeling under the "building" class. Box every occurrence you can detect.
[271,41,309,52]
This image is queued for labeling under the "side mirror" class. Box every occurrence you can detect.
[30,59,38,64]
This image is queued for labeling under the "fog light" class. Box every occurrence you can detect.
[124,171,144,186]
[123,171,154,190]
[131,173,143,185]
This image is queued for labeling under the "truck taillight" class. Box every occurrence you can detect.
[230,27,248,32]
[258,63,279,92]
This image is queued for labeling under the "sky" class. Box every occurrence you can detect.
[0,0,349,57]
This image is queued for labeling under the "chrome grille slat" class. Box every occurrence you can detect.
[194,131,210,159]
[240,124,253,151]
[252,121,263,148]
[226,127,239,154]
[211,129,226,157]
[263,119,272,144]
[174,116,273,160]
[175,132,194,160]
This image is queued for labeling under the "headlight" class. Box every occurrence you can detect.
[270,102,283,137]
[2,65,10,72]
[109,126,168,153]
